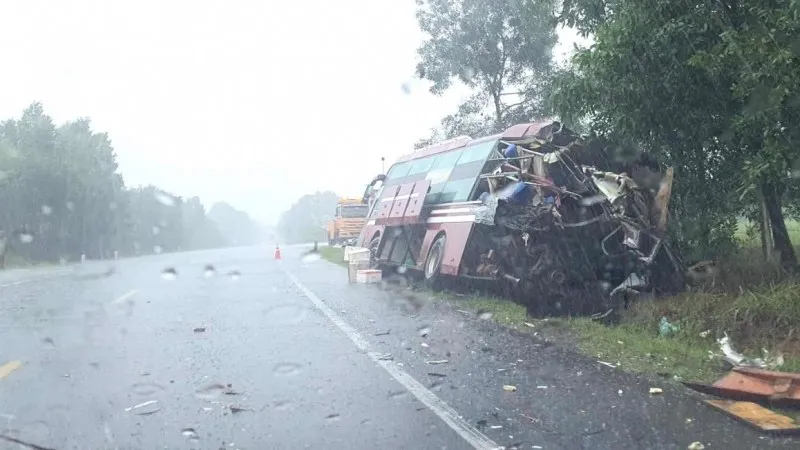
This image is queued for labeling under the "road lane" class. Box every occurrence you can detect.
[0,246,477,449]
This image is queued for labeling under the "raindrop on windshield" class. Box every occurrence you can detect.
[108,201,117,211]
[0,170,7,181]
[66,201,75,211]
[154,191,176,207]
[580,194,607,207]
[153,245,163,254]
[41,205,52,215]
[181,428,199,443]
[478,310,494,320]
[401,82,411,95]
[152,225,160,235]
[194,383,227,400]
[227,270,241,281]
[324,413,341,421]
[273,362,302,376]
[203,264,216,278]
[130,382,165,396]
[161,267,177,280]
[417,325,431,337]
[19,233,33,243]
[265,304,307,323]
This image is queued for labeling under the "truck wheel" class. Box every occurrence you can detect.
[424,235,446,289]
[368,235,381,269]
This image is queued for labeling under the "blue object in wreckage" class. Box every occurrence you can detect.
[503,144,518,158]
[498,181,533,205]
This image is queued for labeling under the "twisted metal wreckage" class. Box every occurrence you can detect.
[465,121,685,315]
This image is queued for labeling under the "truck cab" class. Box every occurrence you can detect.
[327,198,369,246]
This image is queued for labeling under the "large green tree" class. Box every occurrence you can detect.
[415,0,558,134]
[552,0,800,268]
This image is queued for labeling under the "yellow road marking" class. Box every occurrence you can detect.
[0,360,22,379]
[110,289,139,305]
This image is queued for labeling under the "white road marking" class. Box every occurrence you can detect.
[283,270,499,450]
[0,271,69,288]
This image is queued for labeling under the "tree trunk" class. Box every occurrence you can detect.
[757,186,773,260]
[761,181,798,271]
[493,93,503,130]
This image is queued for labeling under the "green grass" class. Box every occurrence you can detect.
[320,246,348,267]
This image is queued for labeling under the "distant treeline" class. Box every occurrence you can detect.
[0,103,261,263]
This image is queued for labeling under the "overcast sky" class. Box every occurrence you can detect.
[0,0,582,225]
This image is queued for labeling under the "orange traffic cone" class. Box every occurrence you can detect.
[274,245,282,260]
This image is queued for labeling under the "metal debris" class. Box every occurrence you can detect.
[717,334,784,369]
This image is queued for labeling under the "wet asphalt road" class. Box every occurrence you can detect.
[0,244,798,450]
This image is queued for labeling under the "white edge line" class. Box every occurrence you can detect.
[283,270,498,450]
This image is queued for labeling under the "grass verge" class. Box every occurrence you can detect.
[320,246,348,267]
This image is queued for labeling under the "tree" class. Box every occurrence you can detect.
[277,191,339,244]
[415,0,558,130]
[551,0,800,269]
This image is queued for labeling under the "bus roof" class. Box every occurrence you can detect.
[395,120,554,164]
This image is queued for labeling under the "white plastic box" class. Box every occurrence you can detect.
[356,269,382,284]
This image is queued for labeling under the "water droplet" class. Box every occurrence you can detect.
[109,201,117,211]
[194,383,227,400]
[396,266,408,274]
[324,413,341,421]
[273,362,302,376]
[153,245,163,254]
[401,83,411,95]
[429,381,444,391]
[478,311,493,320]
[274,400,293,410]
[203,264,216,278]
[161,267,177,280]
[417,325,431,337]
[227,270,241,281]
[388,390,407,399]
[181,428,199,442]
[42,336,55,347]
[130,382,165,396]
[58,257,67,265]
[152,226,160,235]
[0,170,7,181]
[19,233,33,243]
[265,304,307,323]
[154,191,176,207]
[126,400,161,415]
[66,201,75,211]
[41,205,52,215]
[302,253,321,263]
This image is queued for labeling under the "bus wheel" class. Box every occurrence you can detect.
[368,235,381,269]
[424,235,446,289]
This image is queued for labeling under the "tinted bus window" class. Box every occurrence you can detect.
[384,161,412,186]
[424,150,463,203]
[405,154,437,183]
[439,140,497,203]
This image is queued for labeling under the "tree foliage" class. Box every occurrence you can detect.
[277,191,339,244]
[415,0,558,134]
[0,103,250,264]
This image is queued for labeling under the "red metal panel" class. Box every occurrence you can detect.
[357,224,382,248]
[440,222,473,276]
[386,183,414,226]
[375,185,400,225]
[415,227,443,271]
[402,179,430,225]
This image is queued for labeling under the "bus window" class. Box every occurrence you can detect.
[425,150,463,204]
[384,161,412,186]
[405,154,437,183]
[439,140,498,202]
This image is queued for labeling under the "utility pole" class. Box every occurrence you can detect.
[381,157,385,174]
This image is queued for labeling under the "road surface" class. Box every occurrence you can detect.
[0,245,797,449]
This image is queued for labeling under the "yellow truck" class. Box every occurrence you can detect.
[327,197,368,246]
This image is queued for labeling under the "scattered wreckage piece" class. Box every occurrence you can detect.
[704,400,800,435]
[683,366,800,406]
[357,120,685,316]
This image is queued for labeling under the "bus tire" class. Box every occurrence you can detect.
[368,235,382,269]
[424,235,446,289]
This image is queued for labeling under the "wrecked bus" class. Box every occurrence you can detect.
[357,121,683,315]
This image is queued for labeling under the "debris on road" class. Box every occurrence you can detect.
[649,387,663,395]
[536,385,548,389]
[374,329,391,336]
[193,327,206,333]
[597,360,617,368]
[503,385,517,392]
[704,400,800,434]
[523,322,535,328]
[426,360,449,365]
[687,442,705,450]
[683,366,800,406]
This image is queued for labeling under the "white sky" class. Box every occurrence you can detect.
[0,0,583,224]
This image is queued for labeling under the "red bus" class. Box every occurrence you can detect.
[357,121,681,314]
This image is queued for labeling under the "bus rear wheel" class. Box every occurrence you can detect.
[424,235,446,289]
